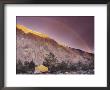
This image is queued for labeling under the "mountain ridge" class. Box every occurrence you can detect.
[16,24,49,38]
[16,24,94,66]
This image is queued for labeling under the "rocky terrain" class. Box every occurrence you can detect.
[16,24,94,74]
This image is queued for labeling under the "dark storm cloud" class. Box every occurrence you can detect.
[16,16,94,53]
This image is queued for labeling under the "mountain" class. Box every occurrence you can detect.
[16,24,94,66]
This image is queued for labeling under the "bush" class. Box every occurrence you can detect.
[16,60,25,74]
[42,52,94,74]
[43,52,58,73]
[43,52,94,74]
[16,60,36,74]
[69,63,77,71]
[56,61,69,73]
[29,60,35,72]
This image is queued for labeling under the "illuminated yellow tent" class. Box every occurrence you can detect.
[35,65,48,73]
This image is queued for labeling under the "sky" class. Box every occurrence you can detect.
[16,16,94,53]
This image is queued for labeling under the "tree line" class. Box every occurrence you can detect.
[17,52,94,74]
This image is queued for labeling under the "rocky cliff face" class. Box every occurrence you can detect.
[16,24,94,66]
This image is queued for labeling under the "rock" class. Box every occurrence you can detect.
[65,72,69,74]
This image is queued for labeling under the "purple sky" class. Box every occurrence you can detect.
[16,16,94,53]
